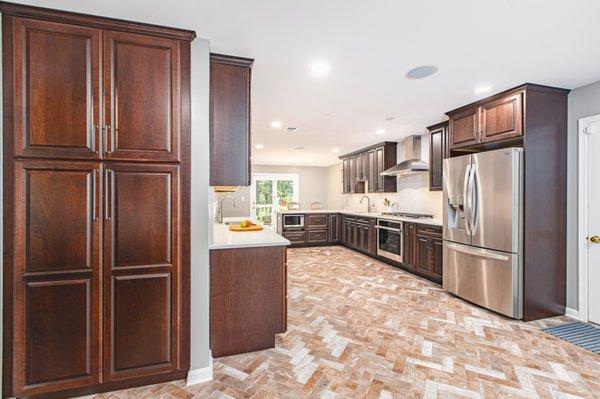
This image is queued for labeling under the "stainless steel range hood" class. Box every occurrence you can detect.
[380,135,429,176]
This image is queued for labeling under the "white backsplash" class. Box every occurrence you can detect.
[344,173,443,218]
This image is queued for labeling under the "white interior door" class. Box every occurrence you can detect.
[584,117,600,324]
[250,173,299,225]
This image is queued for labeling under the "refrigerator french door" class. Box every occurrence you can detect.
[443,147,523,318]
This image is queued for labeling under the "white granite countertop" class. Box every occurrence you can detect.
[277,209,443,226]
[210,221,291,250]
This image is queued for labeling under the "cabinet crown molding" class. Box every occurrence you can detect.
[0,1,197,41]
[445,83,570,117]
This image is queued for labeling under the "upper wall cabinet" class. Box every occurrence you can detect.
[10,17,185,162]
[210,53,254,186]
[427,121,449,191]
[447,88,524,151]
[103,31,182,162]
[340,142,396,193]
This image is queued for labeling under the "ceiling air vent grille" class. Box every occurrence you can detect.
[284,126,298,134]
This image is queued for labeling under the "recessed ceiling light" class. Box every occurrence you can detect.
[331,147,340,153]
[270,120,282,128]
[308,60,331,77]
[326,112,336,117]
[474,85,492,94]
[406,65,439,80]
[254,144,264,150]
[385,117,395,121]
[294,146,304,151]
[375,129,386,135]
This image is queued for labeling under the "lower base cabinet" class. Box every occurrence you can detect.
[210,246,288,357]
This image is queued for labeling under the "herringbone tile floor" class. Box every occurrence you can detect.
[93,246,600,398]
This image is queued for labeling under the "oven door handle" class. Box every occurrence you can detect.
[375,226,403,233]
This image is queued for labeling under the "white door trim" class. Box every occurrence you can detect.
[577,114,600,323]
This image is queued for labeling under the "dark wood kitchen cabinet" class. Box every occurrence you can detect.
[329,214,340,243]
[340,142,396,193]
[2,3,194,398]
[402,222,417,271]
[428,121,449,191]
[447,88,525,151]
[210,246,287,357]
[103,163,181,381]
[12,160,102,394]
[10,17,101,160]
[210,53,254,187]
[413,225,443,284]
[103,31,182,162]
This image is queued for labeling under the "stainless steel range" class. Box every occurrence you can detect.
[375,219,404,262]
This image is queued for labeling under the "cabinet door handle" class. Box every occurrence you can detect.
[104,168,111,220]
[92,169,98,221]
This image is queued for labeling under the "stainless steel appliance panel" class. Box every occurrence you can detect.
[443,241,522,318]
[470,148,522,253]
[443,154,472,245]
[283,214,304,228]
[376,219,403,262]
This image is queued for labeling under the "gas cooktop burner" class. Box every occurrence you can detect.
[381,212,434,219]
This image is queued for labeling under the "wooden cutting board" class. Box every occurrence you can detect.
[228,224,264,232]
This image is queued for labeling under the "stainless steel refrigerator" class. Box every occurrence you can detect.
[443,147,523,319]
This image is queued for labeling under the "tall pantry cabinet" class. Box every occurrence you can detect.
[1,3,194,398]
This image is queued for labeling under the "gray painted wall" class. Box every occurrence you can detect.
[566,80,600,310]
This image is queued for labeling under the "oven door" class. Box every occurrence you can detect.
[376,220,403,262]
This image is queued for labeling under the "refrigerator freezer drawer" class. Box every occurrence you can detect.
[443,241,522,319]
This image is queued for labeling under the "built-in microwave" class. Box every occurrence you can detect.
[283,214,304,228]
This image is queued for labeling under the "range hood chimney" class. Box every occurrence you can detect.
[380,135,429,176]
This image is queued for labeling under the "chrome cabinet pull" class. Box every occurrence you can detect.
[92,169,98,221]
[104,169,111,220]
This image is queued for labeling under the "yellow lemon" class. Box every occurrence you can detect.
[240,220,251,228]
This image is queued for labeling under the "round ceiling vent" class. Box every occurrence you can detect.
[406,65,439,79]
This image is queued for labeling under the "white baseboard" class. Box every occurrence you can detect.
[186,352,214,386]
[565,307,580,320]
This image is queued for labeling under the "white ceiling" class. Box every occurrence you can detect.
[14,0,600,167]
[197,0,600,166]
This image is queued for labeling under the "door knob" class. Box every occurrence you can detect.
[589,235,600,244]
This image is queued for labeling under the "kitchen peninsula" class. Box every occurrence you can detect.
[209,223,290,357]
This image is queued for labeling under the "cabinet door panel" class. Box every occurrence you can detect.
[429,127,445,191]
[104,163,180,381]
[113,274,171,371]
[416,235,430,275]
[431,238,443,280]
[367,150,376,192]
[375,148,384,192]
[13,18,101,159]
[481,92,523,143]
[449,107,479,149]
[13,160,101,397]
[26,280,92,385]
[104,31,180,162]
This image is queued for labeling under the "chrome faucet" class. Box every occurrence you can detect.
[360,195,373,213]
[216,196,238,223]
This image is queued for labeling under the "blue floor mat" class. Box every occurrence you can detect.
[542,322,600,354]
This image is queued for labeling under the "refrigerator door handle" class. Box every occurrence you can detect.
[463,164,472,236]
[445,242,510,261]
[468,164,478,235]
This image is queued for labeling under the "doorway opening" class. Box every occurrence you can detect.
[578,114,600,325]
